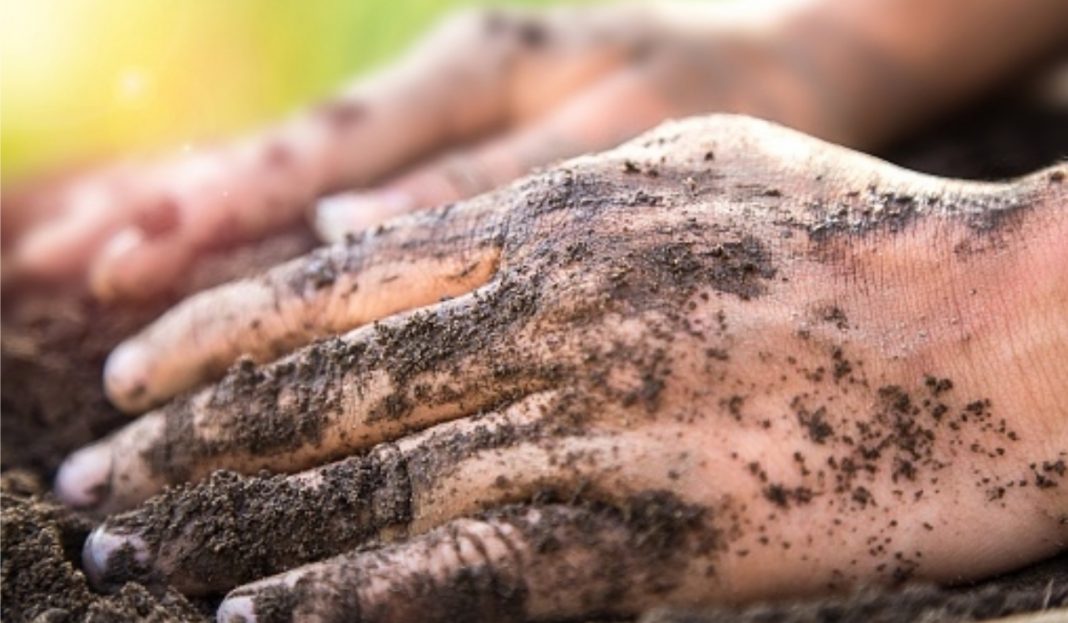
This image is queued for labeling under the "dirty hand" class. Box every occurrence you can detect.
[11,2,802,302]
[56,116,1067,621]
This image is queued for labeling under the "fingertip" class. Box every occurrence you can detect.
[216,595,257,623]
[82,526,151,589]
[55,443,113,509]
[104,340,153,413]
[313,190,414,243]
[218,568,306,622]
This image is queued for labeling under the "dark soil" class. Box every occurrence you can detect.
[2,78,1066,622]
[1,230,316,622]
[1,470,209,622]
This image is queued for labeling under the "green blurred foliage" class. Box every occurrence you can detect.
[0,0,558,183]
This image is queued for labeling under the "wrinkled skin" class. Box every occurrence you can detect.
[55,116,1067,622]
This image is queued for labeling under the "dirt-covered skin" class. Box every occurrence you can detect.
[56,116,1067,622]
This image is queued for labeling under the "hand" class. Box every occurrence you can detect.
[55,116,1068,621]
[15,0,1066,303]
[11,3,801,302]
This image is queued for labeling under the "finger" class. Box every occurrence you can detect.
[88,227,195,301]
[216,499,715,623]
[57,275,557,512]
[84,145,305,302]
[1,165,88,249]
[12,177,136,279]
[314,67,674,242]
[304,3,652,199]
[182,6,583,257]
[80,391,659,595]
[104,194,505,413]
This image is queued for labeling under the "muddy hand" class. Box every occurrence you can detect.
[9,3,787,302]
[57,116,1067,621]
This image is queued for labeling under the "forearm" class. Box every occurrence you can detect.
[756,0,1068,148]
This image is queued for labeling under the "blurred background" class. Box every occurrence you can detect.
[0,0,561,185]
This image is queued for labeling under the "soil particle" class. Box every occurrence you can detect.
[648,236,776,302]
[795,402,835,444]
[252,584,302,623]
[141,268,546,484]
[293,251,339,291]
[146,346,336,484]
[817,305,849,330]
[762,484,815,509]
[369,275,541,400]
[801,177,1047,247]
[104,390,608,595]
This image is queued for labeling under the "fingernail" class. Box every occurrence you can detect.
[104,341,152,413]
[55,443,113,508]
[82,526,151,589]
[314,190,414,243]
[216,595,256,623]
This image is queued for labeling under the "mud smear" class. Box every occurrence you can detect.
[103,452,414,594]
[140,273,554,487]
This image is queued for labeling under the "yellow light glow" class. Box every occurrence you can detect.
[115,67,152,106]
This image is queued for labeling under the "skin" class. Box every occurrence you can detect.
[8,0,1067,304]
[54,116,1067,621]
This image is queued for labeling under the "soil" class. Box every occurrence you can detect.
[2,230,317,622]
[1,470,209,622]
[2,82,1066,622]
